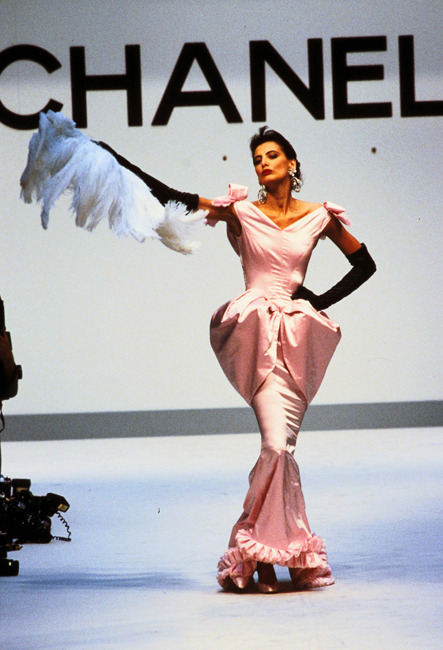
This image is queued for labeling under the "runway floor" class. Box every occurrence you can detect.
[0,427,441,649]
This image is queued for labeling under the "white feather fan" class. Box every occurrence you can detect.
[20,111,206,254]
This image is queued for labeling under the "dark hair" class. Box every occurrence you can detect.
[249,126,302,180]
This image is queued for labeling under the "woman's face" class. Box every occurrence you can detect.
[253,141,296,186]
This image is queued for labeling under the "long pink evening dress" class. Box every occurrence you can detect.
[210,187,349,590]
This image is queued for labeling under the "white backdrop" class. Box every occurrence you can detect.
[0,0,441,416]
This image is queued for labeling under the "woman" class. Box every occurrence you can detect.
[21,116,375,593]
[197,127,376,593]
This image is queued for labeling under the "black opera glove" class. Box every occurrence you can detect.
[96,141,200,213]
[292,243,376,310]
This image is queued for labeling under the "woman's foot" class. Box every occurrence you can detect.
[220,575,255,592]
[257,562,279,593]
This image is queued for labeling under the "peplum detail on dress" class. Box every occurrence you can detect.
[211,289,341,405]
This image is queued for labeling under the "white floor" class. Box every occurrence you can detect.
[0,428,441,649]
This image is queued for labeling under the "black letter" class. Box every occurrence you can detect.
[70,45,142,128]
[250,40,324,121]
[0,44,63,130]
[399,35,443,117]
[332,36,392,119]
[152,42,242,125]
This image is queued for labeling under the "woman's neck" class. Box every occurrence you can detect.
[265,183,294,215]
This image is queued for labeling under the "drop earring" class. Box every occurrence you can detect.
[257,184,267,204]
[288,169,302,193]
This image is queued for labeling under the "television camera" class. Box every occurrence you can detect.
[0,477,70,576]
[0,297,71,576]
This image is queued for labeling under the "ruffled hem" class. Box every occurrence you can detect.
[289,565,335,589]
[217,546,257,590]
[236,528,327,568]
[216,529,330,589]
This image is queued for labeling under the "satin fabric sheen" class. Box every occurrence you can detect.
[211,193,345,589]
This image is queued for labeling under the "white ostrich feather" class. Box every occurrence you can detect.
[20,111,206,254]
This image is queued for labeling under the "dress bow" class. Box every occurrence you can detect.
[206,184,249,227]
[323,201,351,227]
[211,184,249,207]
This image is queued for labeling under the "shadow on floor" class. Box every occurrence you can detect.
[16,571,197,590]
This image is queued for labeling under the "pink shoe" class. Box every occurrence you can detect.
[220,575,255,592]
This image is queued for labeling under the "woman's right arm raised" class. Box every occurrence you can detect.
[98,142,241,234]
[20,111,241,252]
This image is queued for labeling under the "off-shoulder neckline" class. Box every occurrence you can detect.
[247,202,325,232]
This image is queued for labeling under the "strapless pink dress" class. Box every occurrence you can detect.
[210,190,347,590]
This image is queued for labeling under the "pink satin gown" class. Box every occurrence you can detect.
[210,187,348,590]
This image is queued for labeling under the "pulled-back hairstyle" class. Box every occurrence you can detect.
[249,126,302,181]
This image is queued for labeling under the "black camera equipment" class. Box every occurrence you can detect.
[0,297,71,576]
[0,477,71,576]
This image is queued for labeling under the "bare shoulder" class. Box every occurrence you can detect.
[294,199,323,217]
[302,200,323,211]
